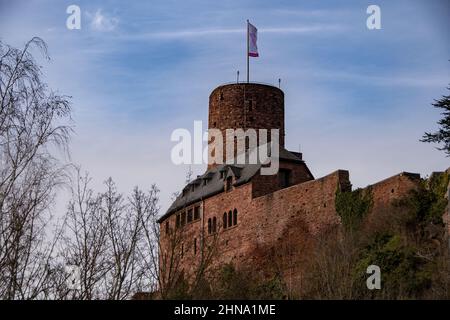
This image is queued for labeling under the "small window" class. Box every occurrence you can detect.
[279,169,291,188]
[176,214,181,228]
[181,243,184,258]
[228,210,232,228]
[194,206,200,220]
[213,121,217,127]
[208,218,212,234]
[223,212,227,229]
[194,238,197,255]
[248,100,253,111]
[226,176,233,191]
[213,217,217,233]
[233,209,238,226]
[165,221,170,234]
[181,211,186,226]
[187,209,193,223]
[220,92,224,101]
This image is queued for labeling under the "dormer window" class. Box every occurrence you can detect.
[226,176,233,191]
[279,169,291,188]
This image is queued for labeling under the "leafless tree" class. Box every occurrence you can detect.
[0,37,72,299]
[61,170,161,300]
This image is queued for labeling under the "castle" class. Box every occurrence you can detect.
[158,82,449,294]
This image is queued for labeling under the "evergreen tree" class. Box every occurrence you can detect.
[421,87,450,156]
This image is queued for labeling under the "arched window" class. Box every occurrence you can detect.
[207,218,212,234]
[213,217,217,233]
[233,209,238,226]
[228,210,232,227]
[223,212,227,229]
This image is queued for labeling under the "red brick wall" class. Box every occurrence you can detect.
[251,160,314,198]
[160,170,350,287]
[362,172,421,230]
[159,170,428,293]
[208,83,285,169]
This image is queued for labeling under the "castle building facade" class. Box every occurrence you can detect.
[157,82,433,292]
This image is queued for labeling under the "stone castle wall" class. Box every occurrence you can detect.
[159,170,427,290]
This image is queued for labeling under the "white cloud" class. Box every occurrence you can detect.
[118,24,345,41]
[89,9,119,32]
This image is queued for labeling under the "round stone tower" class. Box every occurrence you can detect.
[207,83,285,169]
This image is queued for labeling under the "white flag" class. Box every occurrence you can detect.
[248,22,258,57]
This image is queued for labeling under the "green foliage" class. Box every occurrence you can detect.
[426,172,449,223]
[397,172,449,225]
[421,87,450,156]
[213,263,250,299]
[335,187,373,230]
[251,273,286,300]
[211,264,286,299]
[166,273,191,299]
[355,233,432,298]
[325,172,449,299]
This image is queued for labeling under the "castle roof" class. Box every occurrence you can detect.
[157,148,305,223]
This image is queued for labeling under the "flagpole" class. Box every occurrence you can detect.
[246,19,249,83]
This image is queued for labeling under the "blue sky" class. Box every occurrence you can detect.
[0,0,449,213]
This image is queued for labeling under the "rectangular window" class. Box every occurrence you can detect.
[226,176,233,191]
[187,209,193,223]
[176,214,180,228]
[279,169,291,188]
[165,221,170,234]
[194,206,200,220]
[194,238,197,255]
[181,211,186,226]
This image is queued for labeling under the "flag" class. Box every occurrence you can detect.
[248,22,258,57]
